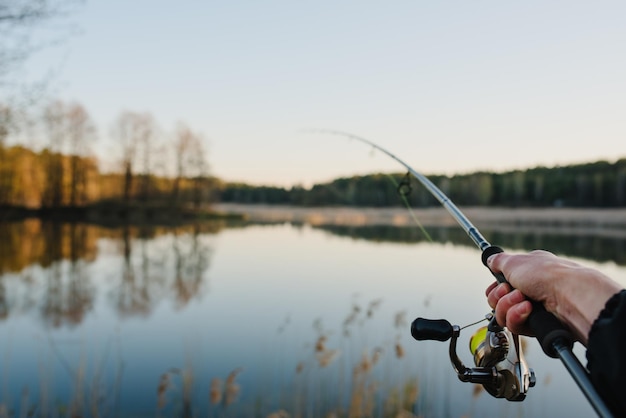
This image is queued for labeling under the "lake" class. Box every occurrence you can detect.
[1,209,626,417]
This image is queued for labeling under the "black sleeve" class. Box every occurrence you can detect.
[586,289,626,416]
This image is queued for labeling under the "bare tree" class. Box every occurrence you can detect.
[0,104,13,205]
[171,122,208,206]
[135,113,158,202]
[171,123,192,203]
[42,100,66,207]
[65,102,96,206]
[112,111,158,205]
[0,103,11,144]
[1,0,82,104]
[41,100,95,207]
[188,136,209,209]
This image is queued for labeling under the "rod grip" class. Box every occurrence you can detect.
[482,245,575,358]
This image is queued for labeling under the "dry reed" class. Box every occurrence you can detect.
[295,362,305,374]
[395,343,405,359]
[209,378,223,405]
[317,349,341,368]
[224,367,243,406]
[156,373,171,409]
[266,410,290,418]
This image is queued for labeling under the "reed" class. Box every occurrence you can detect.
[1,299,424,418]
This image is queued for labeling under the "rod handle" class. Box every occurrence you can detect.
[481,246,575,358]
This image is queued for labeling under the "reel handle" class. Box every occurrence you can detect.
[481,246,575,358]
[411,318,454,341]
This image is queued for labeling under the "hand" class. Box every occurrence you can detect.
[485,250,622,345]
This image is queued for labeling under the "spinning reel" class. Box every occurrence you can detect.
[411,314,536,401]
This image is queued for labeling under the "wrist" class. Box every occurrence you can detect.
[555,268,622,344]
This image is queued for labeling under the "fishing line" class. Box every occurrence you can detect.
[302,129,434,242]
[459,316,489,331]
[384,172,433,243]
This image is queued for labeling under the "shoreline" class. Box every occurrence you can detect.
[214,203,626,237]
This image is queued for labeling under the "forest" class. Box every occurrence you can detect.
[3,141,626,213]
[221,159,626,208]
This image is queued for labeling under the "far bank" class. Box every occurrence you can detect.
[214,203,626,237]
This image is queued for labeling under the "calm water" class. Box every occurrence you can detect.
[1,218,626,417]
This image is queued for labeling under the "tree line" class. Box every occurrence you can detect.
[220,159,626,208]
[0,100,213,211]
[3,99,626,210]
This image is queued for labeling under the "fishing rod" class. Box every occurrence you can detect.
[312,130,613,417]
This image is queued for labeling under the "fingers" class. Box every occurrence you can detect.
[494,289,525,327]
[504,300,533,335]
[486,282,510,310]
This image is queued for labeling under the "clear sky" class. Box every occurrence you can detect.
[24,0,626,187]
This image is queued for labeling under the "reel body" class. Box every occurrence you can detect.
[412,316,536,401]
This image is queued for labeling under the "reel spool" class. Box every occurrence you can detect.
[411,316,536,401]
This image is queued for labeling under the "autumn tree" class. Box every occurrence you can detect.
[41,100,96,207]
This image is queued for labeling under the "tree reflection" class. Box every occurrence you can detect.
[317,224,626,265]
[41,223,94,327]
[111,224,214,317]
[0,278,7,320]
[172,224,212,309]
[0,221,219,324]
[114,226,166,317]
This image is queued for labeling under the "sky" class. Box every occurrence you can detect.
[22,0,626,187]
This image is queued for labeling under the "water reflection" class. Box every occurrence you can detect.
[1,219,625,327]
[0,218,620,417]
[0,221,220,324]
[316,224,626,265]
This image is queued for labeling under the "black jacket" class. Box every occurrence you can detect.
[587,289,626,416]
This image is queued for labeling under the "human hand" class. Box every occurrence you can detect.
[484,250,622,345]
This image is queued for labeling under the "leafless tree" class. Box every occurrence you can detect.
[1,0,82,105]
[0,103,11,144]
[135,113,158,202]
[0,104,13,205]
[112,111,155,205]
[188,136,209,209]
[65,102,96,206]
[171,122,208,206]
[41,100,95,207]
[42,99,66,207]
[171,122,192,203]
